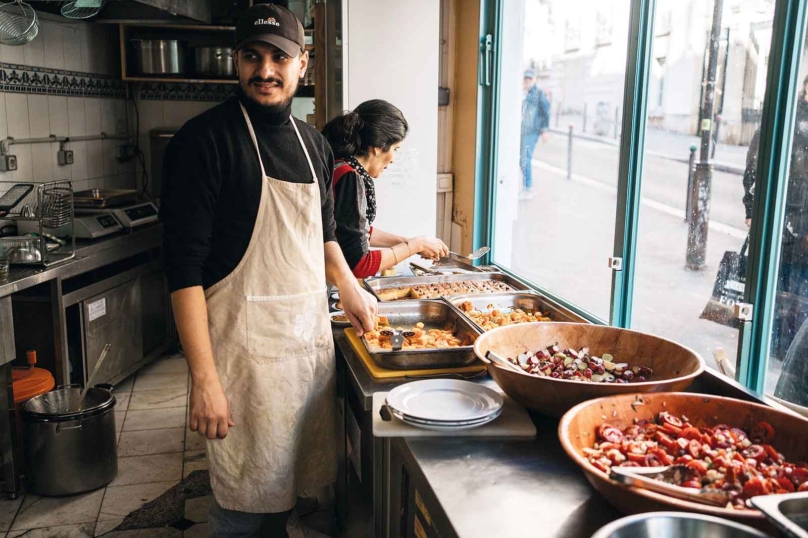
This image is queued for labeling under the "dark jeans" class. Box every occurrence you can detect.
[520,131,540,190]
[208,500,291,538]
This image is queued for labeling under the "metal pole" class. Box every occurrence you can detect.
[567,124,574,180]
[582,103,588,133]
[686,0,724,270]
[614,107,619,139]
[686,144,697,222]
[556,103,561,127]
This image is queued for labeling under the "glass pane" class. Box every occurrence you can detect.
[491,0,632,320]
[766,31,808,411]
[631,0,774,374]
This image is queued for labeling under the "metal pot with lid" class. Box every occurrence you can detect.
[194,46,235,77]
[131,39,186,75]
[22,384,117,496]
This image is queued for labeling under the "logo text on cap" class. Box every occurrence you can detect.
[255,17,280,26]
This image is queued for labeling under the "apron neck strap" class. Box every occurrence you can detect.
[239,102,318,182]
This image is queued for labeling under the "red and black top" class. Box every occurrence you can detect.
[332,159,381,278]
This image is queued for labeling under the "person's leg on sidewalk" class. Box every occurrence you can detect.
[208,500,291,538]
[520,132,539,199]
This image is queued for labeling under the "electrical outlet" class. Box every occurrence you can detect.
[57,150,74,166]
[0,155,17,172]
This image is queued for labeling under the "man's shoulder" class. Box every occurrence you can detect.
[293,117,328,145]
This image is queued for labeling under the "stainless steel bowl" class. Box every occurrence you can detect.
[591,512,769,538]
[194,46,234,77]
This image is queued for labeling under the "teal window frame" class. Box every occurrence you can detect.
[475,0,808,394]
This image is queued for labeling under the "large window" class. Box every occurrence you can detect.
[485,0,807,399]
[491,0,631,320]
[631,0,774,372]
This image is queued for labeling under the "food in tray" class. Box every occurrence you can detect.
[331,314,348,322]
[376,280,515,301]
[363,317,472,350]
[459,301,551,330]
[585,412,808,509]
[504,345,653,383]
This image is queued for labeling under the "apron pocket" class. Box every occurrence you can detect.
[246,291,330,363]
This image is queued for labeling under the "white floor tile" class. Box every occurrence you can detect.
[7,521,95,537]
[98,481,177,522]
[138,358,188,376]
[118,428,185,457]
[182,451,208,479]
[184,428,207,453]
[103,528,182,537]
[94,516,123,536]
[133,374,188,392]
[123,408,186,432]
[129,388,186,411]
[108,453,183,487]
[11,489,104,530]
[0,496,22,532]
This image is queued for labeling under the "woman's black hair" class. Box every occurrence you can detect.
[322,100,409,159]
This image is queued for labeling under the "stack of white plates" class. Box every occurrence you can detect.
[385,379,504,431]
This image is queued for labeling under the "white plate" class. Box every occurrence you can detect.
[330,290,340,300]
[391,406,502,426]
[329,311,351,326]
[386,379,504,422]
[399,412,501,431]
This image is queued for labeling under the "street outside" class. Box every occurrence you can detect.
[505,122,783,392]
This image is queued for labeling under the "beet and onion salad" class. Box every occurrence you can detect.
[506,345,653,383]
[585,412,807,509]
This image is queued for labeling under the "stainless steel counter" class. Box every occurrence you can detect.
[335,326,778,538]
[0,224,163,299]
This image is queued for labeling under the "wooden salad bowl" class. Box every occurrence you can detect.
[473,322,704,417]
[558,392,808,525]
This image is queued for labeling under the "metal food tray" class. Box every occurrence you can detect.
[362,300,480,370]
[410,258,483,276]
[443,291,590,333]
[363,272,528,302]
[750,491,808,538]
[73,189,139,209]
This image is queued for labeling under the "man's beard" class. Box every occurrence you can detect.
[239,76,298,113]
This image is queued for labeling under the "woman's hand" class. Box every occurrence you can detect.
[412,236,449,261]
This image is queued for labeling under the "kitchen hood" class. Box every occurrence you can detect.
[30,0,217,24]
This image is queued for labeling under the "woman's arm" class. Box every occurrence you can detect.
[369,227,409,248]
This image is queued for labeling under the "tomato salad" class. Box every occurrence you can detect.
[584,412,808,509]
[506,345,653,383]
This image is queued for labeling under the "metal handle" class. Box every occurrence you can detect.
[56,383,81,389]
[484,34,493,87]
[94,383,114,393]
[56,421,83,433]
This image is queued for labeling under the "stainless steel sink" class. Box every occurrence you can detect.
[751,491,808,538]
[591,512,768,538]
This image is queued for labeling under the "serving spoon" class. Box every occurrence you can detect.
[448,246,490,261]
[610,465,730,507]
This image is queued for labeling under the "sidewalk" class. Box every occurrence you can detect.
[548,124,749,175]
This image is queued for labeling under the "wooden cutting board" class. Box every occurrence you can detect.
[372,390,537,438]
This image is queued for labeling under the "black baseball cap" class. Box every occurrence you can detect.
[234,3,305,58]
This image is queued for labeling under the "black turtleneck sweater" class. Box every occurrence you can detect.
[160,94,337,292]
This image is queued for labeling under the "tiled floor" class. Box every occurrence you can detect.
[0,353,210,537]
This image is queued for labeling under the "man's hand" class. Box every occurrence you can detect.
[746,218,752,229]
[189,375,235,440]
[340,283,377,336]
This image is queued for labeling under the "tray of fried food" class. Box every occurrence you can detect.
[358,300,480,370]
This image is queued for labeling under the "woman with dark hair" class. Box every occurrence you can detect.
[322,100,448,277]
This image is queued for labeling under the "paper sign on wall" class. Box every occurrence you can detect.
[88,298,107,321]
[382,149,419,189]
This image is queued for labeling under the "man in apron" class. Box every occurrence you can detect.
[159,5,377,537]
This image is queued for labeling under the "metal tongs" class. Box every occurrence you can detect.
[610,465,730,507]
[379,329,415,351]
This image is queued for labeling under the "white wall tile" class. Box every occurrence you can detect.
[43,22,66,70]
[8,145,31,183]
[86,25,113,75]
[21,32,45,67]
[63,27,82,72]
[101,99,116,134]
[31,144,53,181]
[1,44,24,65]
[27,95,50,137]
[5,94,30,138]
[67,97,86,136]
[85,98,101,135]
[79,27,91,73]
[52,141,71,181]
[87,177,105,189]
[72,178,91,193]
[163,101,198,129]
[114,99,127,136]
[136,100,165,133]
[102,140,119,176]
[48,96,68,136]
[0,93,7,140]
[86,139,103,178]
[105,172,135,190]
[71,140,88,181]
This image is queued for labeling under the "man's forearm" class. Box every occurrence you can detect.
[171,286,219,384]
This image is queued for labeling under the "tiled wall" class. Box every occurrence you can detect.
[0,15,136,193]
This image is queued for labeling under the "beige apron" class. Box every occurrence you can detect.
[203,103,337,513]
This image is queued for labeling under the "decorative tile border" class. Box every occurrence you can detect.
[138,82,236,102]
[0,63,124,98]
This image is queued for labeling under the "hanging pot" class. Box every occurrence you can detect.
[22,384,117,496]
